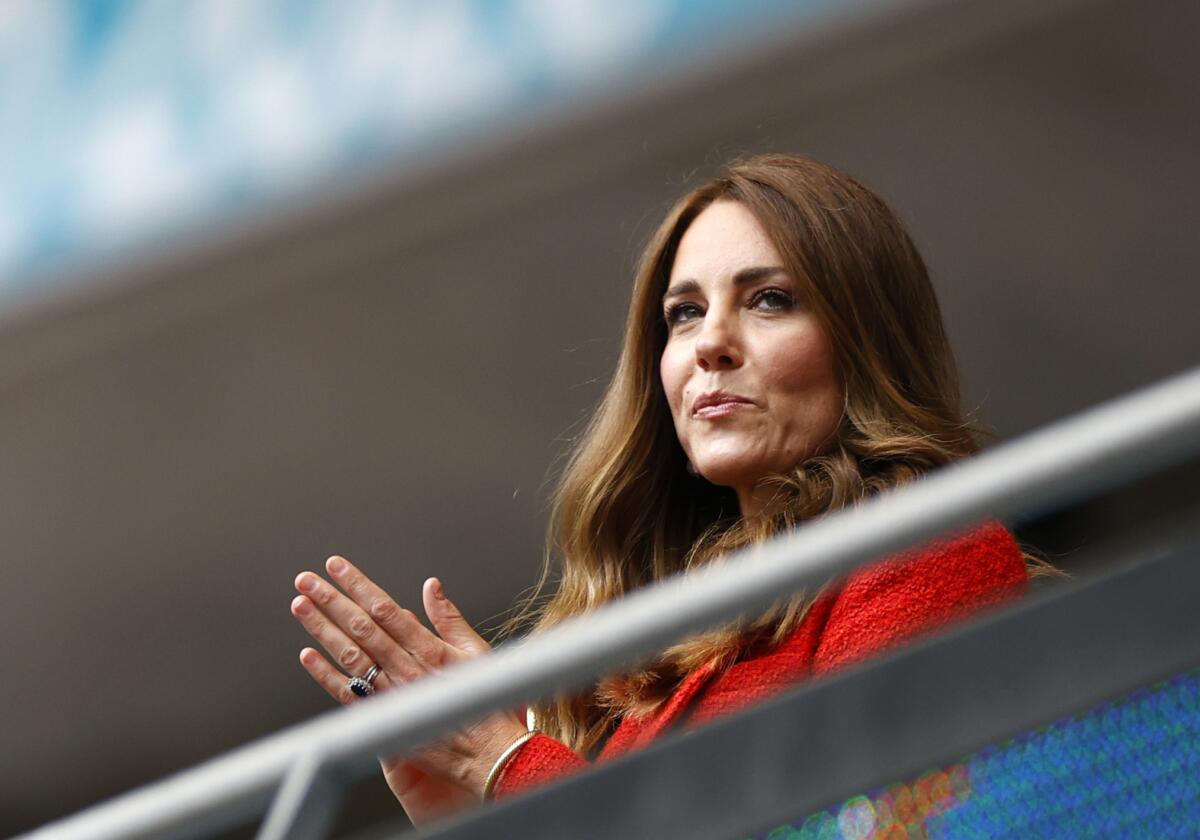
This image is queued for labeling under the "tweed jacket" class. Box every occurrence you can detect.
[494,520,1027,798]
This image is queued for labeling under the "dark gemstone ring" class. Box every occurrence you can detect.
[348,664,380,698]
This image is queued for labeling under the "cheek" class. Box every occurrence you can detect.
[659,345,688,416]
[765,329,841,415]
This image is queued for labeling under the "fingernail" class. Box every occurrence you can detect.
[432,578,445,600]
[327,556,347,575]
[297,574,317,594]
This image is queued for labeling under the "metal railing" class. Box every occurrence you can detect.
[23,365,1200,840]
[431,527,1200,840]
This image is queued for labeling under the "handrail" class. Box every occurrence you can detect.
[24,365,1200,840]
[427,534,1200,840]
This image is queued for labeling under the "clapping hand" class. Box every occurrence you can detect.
[290,557,528,825]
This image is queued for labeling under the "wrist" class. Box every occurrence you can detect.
[479,727,538,800]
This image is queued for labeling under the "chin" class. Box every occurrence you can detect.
[692,457,768,490]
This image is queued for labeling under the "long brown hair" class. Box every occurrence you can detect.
[518,154,980,754]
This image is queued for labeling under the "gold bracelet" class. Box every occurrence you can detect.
[482,730,538,800]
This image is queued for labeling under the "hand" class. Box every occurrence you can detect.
[290,557,529,825]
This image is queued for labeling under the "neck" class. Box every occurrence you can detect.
[735,484,774,520]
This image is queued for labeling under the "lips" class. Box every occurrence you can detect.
[692,391,755,417]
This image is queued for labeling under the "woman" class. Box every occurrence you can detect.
[289,154,1030,824]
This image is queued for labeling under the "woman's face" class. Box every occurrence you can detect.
[659,200,843,515]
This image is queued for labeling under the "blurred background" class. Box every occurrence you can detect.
[1,0,1198,836]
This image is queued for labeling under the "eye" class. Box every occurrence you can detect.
[750,287,794,312]
[664,302,704,328]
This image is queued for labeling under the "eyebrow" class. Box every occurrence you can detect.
[662,266,788,301]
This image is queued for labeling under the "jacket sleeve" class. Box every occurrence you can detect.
[495,522,1028,797]
[491,733,589,799]
[812,520,1028,676]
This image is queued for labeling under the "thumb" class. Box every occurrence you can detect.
[423,578,491,655]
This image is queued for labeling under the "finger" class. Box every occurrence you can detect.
[423,577,490,654]
[291,588,419,684]
[296,569,430,681]
[297,646,394,705]
[322,557,456,669]
[379,756,424,797]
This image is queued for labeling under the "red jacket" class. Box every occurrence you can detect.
[495,520,1027,798]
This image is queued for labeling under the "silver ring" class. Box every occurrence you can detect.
[348,664,380,698]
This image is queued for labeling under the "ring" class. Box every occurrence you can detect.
[348,664,381,698]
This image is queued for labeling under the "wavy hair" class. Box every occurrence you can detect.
[516,154,991,755]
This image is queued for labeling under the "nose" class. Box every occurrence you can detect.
[694,311,743,371]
